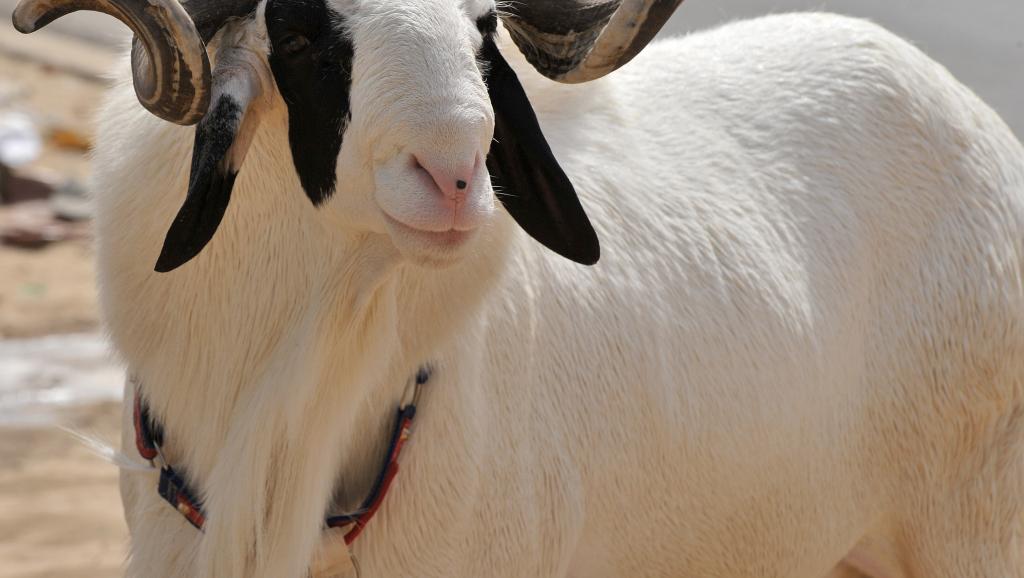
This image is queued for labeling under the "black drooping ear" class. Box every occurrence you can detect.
[266,0,353,205]
[155,97,245,272]
[480,36,600,266]
[155,61,263,273]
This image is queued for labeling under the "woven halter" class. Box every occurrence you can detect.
[132,366,432,546]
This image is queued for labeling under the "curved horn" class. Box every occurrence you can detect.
[501,0,684,83]
[183,0,258,43]
[13,0,211,125]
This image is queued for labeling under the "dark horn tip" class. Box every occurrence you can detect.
[12,11,40,33]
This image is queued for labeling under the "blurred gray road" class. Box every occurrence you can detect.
[2,0,1021,137]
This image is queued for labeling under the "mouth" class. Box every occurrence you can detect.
[382,212,477,262]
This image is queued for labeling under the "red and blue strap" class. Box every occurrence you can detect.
[133,365,428,543]
[326,404,417,545]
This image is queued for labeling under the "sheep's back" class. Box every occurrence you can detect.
[487,12,1024,576]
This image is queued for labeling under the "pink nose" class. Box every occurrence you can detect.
[413,153,476,208]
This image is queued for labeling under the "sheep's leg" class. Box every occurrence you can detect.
[823,563,870,578]
[830,530,905,578]
[899,485,1024,576]
[827,404,1024,578]
[897,406,1024,578]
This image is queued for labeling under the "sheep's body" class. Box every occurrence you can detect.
[97,12,1024,578]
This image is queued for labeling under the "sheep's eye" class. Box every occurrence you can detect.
[280,34,311,56]
[476,11,497,35]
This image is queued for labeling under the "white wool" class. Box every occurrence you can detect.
[89,7,1024,578]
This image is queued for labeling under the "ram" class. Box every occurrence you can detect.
[13,0,1024,576]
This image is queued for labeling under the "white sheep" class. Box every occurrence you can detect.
[13,0,1024,576]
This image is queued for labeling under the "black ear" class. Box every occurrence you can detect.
[155,95,249,273]
[481,36,600,266]
[266,0,353,205]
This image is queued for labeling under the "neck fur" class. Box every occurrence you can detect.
[96,113,514,576]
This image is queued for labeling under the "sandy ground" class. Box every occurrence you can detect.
[0,25,106,339]
[1,24,126,578]
[0,3,1019,577]
[0,242,98,338]
[0,402,124,578]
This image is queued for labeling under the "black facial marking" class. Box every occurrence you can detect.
[280,33,311,56]
[479,36,601,266]
[266,0,353,205]
[156,97,243,273]
[475,10,497,35]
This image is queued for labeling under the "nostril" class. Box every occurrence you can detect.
[412,152,476,203]
[412,155,429,175]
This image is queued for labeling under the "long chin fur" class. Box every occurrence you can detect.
[61,426,153,473]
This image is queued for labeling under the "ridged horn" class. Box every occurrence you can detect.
[502,0,684,83]
[183,0,258,43]
[12,0,256,125]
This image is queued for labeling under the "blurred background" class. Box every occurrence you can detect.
[0,1,1020,576]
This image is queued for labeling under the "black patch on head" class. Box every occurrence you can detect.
[479,35,600,265]
[266,0,353,205]
[475,10,497,35]
[156,96,243,273]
